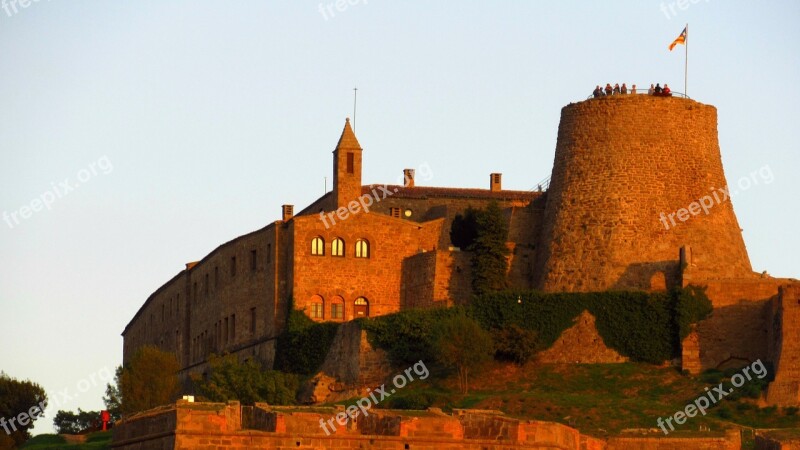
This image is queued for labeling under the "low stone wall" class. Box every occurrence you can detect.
[606,429,740,450]
[112,401,753,450]
[755,431,800,449]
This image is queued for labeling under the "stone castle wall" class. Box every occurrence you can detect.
[111,401,745,450]
[535,95,753,292]
[122,222,289,378]
[767,285,800,406]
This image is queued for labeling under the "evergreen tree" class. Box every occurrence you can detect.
[470,201,510,296]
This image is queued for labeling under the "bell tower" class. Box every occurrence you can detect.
[332,118,363,209]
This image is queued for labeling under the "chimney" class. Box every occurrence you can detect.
[282,204,294,221]
[490,173,502,192]
[403,169,415,187]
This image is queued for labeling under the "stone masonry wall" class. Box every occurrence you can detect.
[290,213,442,321]
[685,277,789,371]
[767,285,800,406]
[535,95,753,292]
[112,402,748,450]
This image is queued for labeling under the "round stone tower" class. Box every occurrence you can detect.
[534,95,753,292]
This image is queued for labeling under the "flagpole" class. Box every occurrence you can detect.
[685,23,688,97]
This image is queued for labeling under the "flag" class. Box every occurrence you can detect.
[669,27,687,51]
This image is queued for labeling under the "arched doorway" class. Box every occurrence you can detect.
[354,297,369,318]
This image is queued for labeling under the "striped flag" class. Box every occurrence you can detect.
[669,27,687,51]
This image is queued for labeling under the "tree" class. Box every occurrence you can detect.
[118,346,180,415]
[434,314,493,394]
[0,372,47,448]
[449,207,479,249]
[469,201,510,296]
[53,409,100,434]
[192,354,298,405]
[492,324,539,365]
[102,366,122,422]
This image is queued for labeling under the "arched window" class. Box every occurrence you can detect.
[354,297,369,318]
[355,239,370,258]
[311,236,325,256]
[331,238,345,257]
[330,296,344,320]
[311,295,324,319]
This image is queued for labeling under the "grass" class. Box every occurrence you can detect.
[22,431,112,449]
[369,361,800,437]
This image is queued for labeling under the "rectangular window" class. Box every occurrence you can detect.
[250,249,257,272]
[230,314,236,342]
[231,256,237,277]
[204,273,209,297]
[193,282,197,302]
[214,266,219,288]
[346,152,354,174]
[331,303,343,320]
[312,303,324,319]
[224,318,229,345]
[161,304,165,322]
[266,244,271,264]
[250,307,257,335]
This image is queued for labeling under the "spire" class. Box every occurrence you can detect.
[335,117,362,151]
[332,117,363,209]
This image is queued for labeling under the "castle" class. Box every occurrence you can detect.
[122,94,800,405]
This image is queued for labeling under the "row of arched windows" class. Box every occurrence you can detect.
[311,237,369,258]
[310,295,369,320]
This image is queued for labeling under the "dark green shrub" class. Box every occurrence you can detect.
[492,324,539,364]
[360,307,464,366]
[274,307,340,374]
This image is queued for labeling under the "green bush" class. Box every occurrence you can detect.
[193,354,299,405]
[360,307,465,366]
[492,324,539,364]
[274,306,340,375]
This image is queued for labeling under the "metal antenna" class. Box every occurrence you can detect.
[353,87,358,132]
[324,176,327,194]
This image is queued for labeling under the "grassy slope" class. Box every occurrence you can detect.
[22,431,112,450]
[369,361,800,437]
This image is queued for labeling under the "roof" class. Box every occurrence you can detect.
[334,118,361,151]
[362,185,542,201]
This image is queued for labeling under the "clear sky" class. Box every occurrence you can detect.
[1,0,798,435]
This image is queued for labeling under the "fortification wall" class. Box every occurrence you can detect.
[535,95,753,292]
[122,270,188,367]
[682,277,787,372]
[112,401,748,450]
[402,249,473,309]
[767,285,800,406]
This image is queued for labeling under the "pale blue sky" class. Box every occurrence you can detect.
[1,0,798,435]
